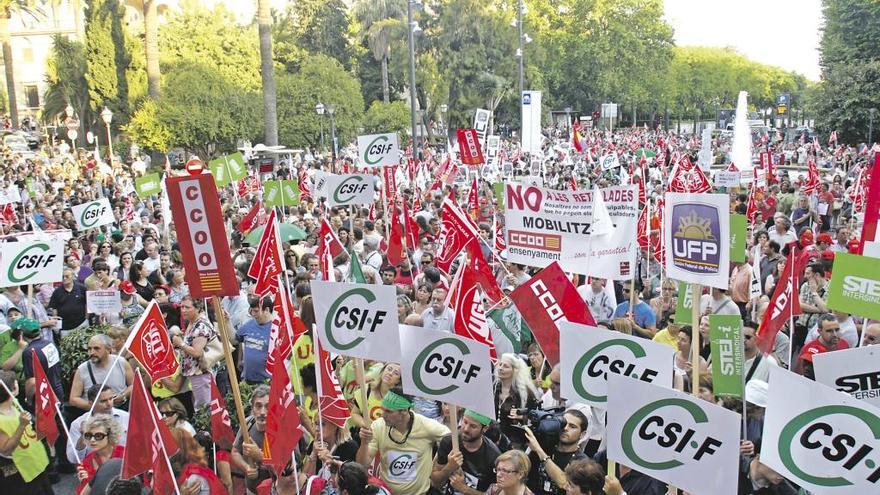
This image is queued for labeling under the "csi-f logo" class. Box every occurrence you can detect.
[333,176,369,204]
[573,339,659,403]
[621,398,724,470]
[671,203,721,274]
[363,135,395,165]
[80,201,107,228]
[412,337,482,395]
[389,453,417,476]
[779,405,880,487]
[8,243,57,283]
[324,288,388,350]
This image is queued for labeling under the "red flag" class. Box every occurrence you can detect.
[457,129,485,165]
[248,210,283,297]
[467,176,479,219]
[151,450,178,495]
[636,172,646,204]
[32,352,59,445]
[828,130,838,146]
[237,200,263,234]
[123,197,135,221]
[122,372,178,479]
[746,183,760,225]
[299,167,312,202]
[382,166,398,200]
[569,177,578,191]
[314,337,351,429]
[755,249,802,355]
[727,162,740,172]
[123,301,179,381]
[209,376,236,450]
[403,202,420,252]
[572,120,584,153]
[650,197,665,264]
[266,283,303,375]
[859,154,880,253]
[493,218,506,253]
[509,262,596,366]
[435,198,479,273]
[447,263,497,359]
[387,209,407,267]
[636,202,649,250]
[667,156,711,193]
[803,160,820,194]
[465,242,504,304]
[263,355,304,473]
[316,219,345,279]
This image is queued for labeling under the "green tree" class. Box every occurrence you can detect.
[276,54,364,148]
[84,0,134,120]
[278,0,354,69]
[352,0,407,103]
[124,99,171,152]
[363,100,409,141]
[43,35,91,125]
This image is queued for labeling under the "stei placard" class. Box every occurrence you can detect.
[813,345,880,408]
[827,253,880,320]
[0,239,65,287]
[71,198,115,231]
[134,173,162,197]
[399,325,495,417]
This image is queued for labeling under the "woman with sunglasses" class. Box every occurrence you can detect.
[158,397,196,437]
[75,414,125,495]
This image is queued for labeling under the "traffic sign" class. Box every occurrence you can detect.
[67,130,78,141]
[185,159,205,175]
[65,117,80,131]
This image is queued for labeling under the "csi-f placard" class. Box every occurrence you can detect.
[357,132,399,167]
[311,281,401,363]
[399,325,495,417]
[165,174,239,297]
[0,239,65,287]
[664,193,730,289]
[71,198,115,231]
[325,174,374,207]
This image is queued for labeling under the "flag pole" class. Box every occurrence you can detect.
[313,330,326,446]
[136,369,183,495]
[210,296,251,445]
[448,404,460,452]
[55,402,81,464]
[691,283,701,397]
[354,358,370,426]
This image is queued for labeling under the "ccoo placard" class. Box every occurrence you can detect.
[0,239,65,287]
[357,133,399,167]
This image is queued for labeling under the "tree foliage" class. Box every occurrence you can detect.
[83,0,136,122]
[274,0,354,70]
[363,101,410,141]
[43,35,90,125]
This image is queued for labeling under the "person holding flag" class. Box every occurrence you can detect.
[0,370,53,493]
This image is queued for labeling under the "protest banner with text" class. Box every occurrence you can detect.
[814,345,880,408]
[72,198,115,230]
[0,239,64,287]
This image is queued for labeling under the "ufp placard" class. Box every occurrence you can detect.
[357,132,399,167]
[559,323,674,407]
[763,367,880,494]
[311,281,401,363]
[71,198,115,230]
[325,174,374,207]
[0,239,65,287]
[607,374,741,495]
[400,325,495,417]
[814,345,880,408]
[664,193,730,289]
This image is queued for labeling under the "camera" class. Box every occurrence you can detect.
[524,408,566,452]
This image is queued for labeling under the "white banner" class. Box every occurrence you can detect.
[560,323,675,407]
[325,174,374,207]
[357,132,399,167]
[664,193,731,289]
[71,198,115,231]
[607,374,741,495]
[87,290,122,314]
[311,281,401,363]
[485,135,501,169]
[504,183,638,279]
[521,91,542,154]
[763,367,880,494]
[714,171,742,188]
[814,346,880,407]
[473,109,491,150]
[0,239,65,287]
[313,170,330,200]
[399,325,495,417]
[599,154,621,171]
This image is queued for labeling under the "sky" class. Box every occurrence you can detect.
[664,0,823,80]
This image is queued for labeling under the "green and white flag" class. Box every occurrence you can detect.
[674,281,695,324]
[225,152,248,180]
[134,173,162,197]
[399,324,495,417]
[607,374,741,495]
[263,180,300,208]
[208,158,232,187]
[763,367,880,494]
[209,152,248,187]
[729,214,747,263]
[486,304,532,357]
[708,315,743,398]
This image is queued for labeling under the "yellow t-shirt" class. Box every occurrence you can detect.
[366,413,450,495]
[652,328,679,351]
[0,412,49,482]
[289,334,316,395]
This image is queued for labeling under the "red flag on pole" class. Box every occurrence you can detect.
[122,372,178,479]
[123,300,179,382]
[572,120,584,153]
[435,198,479,273]
[32,352,59,445]
[467,176,479,219]
[314,337,351,429]
[509,262,596,366]
[457,129,485,165]
[237,200,263,234]
[316,219,345,280]
[667,157,711,193]
[447,263,497,360]
[209,376,236,451]
[858,153,880,254]
[387,207,407,267]
[248,209,283,297]
[263,356,304,473]
[266,284,307,375]
[299,167,312,202]
[636,202,649,250]
[755,248,802,355]
[465,242,504,304]
[803,160,820,194]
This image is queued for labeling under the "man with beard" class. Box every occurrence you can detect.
[67,334,133,413]
[232,384,272,492]
[431,409,500,495]
[524,409,590,495]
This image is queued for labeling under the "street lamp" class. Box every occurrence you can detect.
[315,102,325,152]
[407,0,420,158]
[327,104,337,168]
[100,106,113,167]
[516,0,525,102]
[440,104,448,138]
[870,108,877,146]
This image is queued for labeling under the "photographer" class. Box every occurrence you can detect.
[524,409,589,495]
[431,409,500,495]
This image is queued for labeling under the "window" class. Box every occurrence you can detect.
[24,85,39,108]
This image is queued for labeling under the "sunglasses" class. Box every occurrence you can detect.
[160,410,177,418]
[83,432,107,441]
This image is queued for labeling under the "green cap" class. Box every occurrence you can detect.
[95,234,106,242]
[464,409,492,426]
[11,318,40,336]
[381,390,413,411]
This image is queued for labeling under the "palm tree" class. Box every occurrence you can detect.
[352,0,405,104]
[257,0,277,146]
[143,0,159,99]
[0,1,42,128]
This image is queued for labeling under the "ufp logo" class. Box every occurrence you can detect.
[333,176,369,204]
[573,339,659,403]
[362,134,396,166]
[670,203,721,274]
[8,243,57,283]
[412,337,481,395]
[778,405,880,486]
[80,201,108,228]
[324,288,388,350]
[621,398,724,470]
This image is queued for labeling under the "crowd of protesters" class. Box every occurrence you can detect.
[0,120,876,495]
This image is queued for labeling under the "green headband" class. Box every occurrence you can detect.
[464,409,492,426]
[381,391,413,411]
